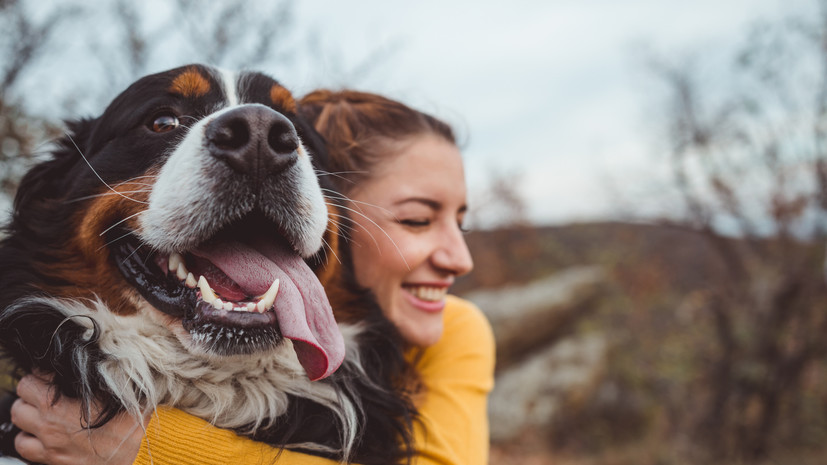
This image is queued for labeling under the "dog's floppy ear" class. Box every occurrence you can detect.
[13,118,96,214]
[292,115,332,179]
[290,112,343,280]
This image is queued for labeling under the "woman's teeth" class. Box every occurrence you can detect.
[406,285,447,302]
[169,252,278,314]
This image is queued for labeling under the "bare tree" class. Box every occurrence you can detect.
[645,3,827,460]
[0,0,80,205]
[0,0,399,214]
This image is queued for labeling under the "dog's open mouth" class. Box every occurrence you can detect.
[107,214,342,380]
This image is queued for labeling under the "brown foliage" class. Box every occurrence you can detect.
[635,5,827,460]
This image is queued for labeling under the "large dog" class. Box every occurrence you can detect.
[0,65,415,464]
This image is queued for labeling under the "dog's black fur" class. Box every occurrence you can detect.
[0,65,416,464]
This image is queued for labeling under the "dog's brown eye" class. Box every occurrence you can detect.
[150,114,180,133]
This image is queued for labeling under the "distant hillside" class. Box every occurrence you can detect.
[455,221,728,295]
[467,221,827,462]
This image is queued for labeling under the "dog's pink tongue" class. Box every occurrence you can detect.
[191,240,344,381]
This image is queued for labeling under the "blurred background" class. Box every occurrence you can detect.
[2,0,827,463]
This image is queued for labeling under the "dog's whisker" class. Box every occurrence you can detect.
[315,170,368,176]
[324,219,358,249]
[320,236,342,266]
[326,205,411,270]
[66,190,153,204]
[120,242,146,266]
[322,190,395,217]
[65,133,149,205]
[115,174,159,185]
[99,211,144,238]
[112,183,156,189]
[326,196,410,244]
[98,229,138,252]
[326,214,359,238]
[316,237,331,266]
[314,170,367,185]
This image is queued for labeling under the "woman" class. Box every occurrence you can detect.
[11,90,495,465]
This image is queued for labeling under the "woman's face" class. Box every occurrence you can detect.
[347,133,474,347]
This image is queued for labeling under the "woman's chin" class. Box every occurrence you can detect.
[396,305,445,347]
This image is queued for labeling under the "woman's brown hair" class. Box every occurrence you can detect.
[298,89,455,193]
[296,90,450,463]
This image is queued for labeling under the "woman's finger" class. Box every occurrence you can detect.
[9,398,41,436]
[14,431,47,464]
[15,374,52,408]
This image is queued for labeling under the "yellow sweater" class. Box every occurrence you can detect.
[133,296,495,465]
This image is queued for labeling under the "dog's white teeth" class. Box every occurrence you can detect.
[169,251,183,272]
[176,262,188,281]
[198,275,217,303]
[255,279,280,314]
[196,275,278,314]
[169,251,191,281]
[185,272,197,288]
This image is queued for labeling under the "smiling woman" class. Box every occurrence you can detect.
[346,134,474,347]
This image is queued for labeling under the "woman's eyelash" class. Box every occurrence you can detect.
[399,219,430,227]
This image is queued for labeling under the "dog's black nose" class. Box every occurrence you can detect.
[206,105,299,180]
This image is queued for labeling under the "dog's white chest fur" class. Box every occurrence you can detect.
[39,298,353,434]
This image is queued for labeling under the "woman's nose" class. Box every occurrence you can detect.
[431,224,474,276]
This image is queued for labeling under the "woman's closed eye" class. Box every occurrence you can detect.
[399,218,431,228]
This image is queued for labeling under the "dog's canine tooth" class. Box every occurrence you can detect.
[185,272,197,288]
[198,275,217,303]
[263,279,280,306]
[255,279,280,313]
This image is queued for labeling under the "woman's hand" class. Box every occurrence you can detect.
[11,374,145,465]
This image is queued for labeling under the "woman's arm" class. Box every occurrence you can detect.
[12,297,495,465]
[135,407,339,465]
[11,375,338,465]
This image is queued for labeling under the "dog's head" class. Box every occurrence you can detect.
[7,65,344,380]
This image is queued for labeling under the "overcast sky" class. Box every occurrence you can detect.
[7,0,814,226]
[273,0,812,226]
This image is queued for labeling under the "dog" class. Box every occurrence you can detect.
[0,64,415,464]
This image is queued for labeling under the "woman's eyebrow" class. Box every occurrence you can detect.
[393,197,441,210]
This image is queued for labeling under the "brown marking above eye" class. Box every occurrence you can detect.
[169,68,211,98]
[270,85,297,113]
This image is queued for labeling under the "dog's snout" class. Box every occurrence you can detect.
[206,106,299,179]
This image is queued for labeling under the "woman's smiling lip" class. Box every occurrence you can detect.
[401,282,452,313]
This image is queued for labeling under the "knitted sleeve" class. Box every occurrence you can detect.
[133,406,339,465]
